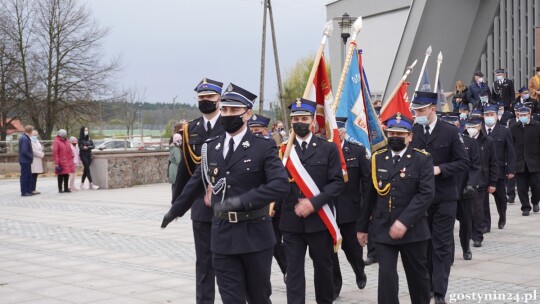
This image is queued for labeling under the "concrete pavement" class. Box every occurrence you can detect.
[1,177,539,303]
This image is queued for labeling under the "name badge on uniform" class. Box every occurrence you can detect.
[377,169,388,172]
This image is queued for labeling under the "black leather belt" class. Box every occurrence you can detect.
[214,206,269,223]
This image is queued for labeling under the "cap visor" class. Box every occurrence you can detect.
[290,111,314,117]
[197,90,220,96]
[410,103,431,110]
[385,127,410,133]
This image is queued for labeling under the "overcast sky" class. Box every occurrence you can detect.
[86,0,328,108]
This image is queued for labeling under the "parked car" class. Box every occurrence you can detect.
[97,139,133,151]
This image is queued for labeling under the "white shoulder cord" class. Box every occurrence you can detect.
[201,143,227,204]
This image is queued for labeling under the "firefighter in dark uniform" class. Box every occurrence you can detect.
[442,114,481,261]
[510,105,540,216]
[457,104,470,132]
[357,113,434,304]
[491,68,515,111]
[280,98,344,304]
[162,83,289,303]
[483,105,515,230]
[247,114,288,279]
[496,102,514,127]
[463,116,498,248]
[409,91,469,304]
[332,117,369,299]
[168,78,225,304]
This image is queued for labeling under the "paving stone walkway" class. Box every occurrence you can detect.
[1,177,539,303]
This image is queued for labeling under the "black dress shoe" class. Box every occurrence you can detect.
[356,272,367,289]
[473,241,482,247]
[463,248,472,260]
[534,205,539,213]
[21,193,33,197]
[364,257,377,265]
[498,218,506,229]
[523,211,530,216]
[64,189,72,193]
[58,190,64,193]
[434,294,447,304]
[507,198,515,204]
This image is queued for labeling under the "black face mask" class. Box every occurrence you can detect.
[293,122,311,138]
[387,136,406,152]
[221,111,246,134]
[198,99,217,114]
[374,106,382,113]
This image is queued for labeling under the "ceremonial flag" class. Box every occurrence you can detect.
[419,69,432,92]
[335,44,371,152]
[358,50,386,152]
[437,75,451,112]
[379,82,413,123]
[306,55,347,179]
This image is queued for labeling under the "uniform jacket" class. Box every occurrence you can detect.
[498,111,515,127]
[467,81,491,107]
[466,131,498,188]
[411,118,470,202]
[455,134,482,196]
[171,115,224,222]
[280,135,345,234]
[485,124,515,179]
[491,78,515,108]
[357,146,435,245]
[18,133,33,164]
[169,129,289,255]
[510,119,540,173]
[31,139,44,173]
[335,141,370,224]
[53,136,75,174]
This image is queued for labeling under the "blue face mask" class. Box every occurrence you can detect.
[523,94,530,100]
[31,136,37,141]
[415,115,429,126]
[519,116,530,124]
[459,113,468,120]
[484,117,496,126]
[480,96,489,104]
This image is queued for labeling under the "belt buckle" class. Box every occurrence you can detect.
[228,211,238,223]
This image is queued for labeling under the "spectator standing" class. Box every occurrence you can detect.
[528,67,540,100]
[271,120,286,146]
[18,125,34,197]
[30,130,44,195]
[467,71,491,108]
[78,126,98,190]
[451,80,469,111]
[53,129,74,193]
[168,133,182,187]
[69,137,80,191]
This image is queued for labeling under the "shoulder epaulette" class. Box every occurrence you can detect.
[414,148,430,156]
[372,148,387,156]
[188,116,201,124]
[205,136,220,143]
[348,141,363,147]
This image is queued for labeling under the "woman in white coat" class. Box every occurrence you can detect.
[30,130,44,194]
[69,136,81,191]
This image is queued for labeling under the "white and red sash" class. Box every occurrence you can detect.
[285,147,342,250]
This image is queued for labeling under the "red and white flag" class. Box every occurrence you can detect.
[379,82,413,123]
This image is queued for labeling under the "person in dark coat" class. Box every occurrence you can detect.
[491,69,515,111]
[442,115,481,261]
[410,91,470,304]
[18,125,34,196]
[495,102,515,127]
[332,118,369,299]
[280,98,344,304]
[78,126,98,190]
[162,83,289,304]
[357,113,434,304]
[168,78,225,304]
[510,106,540,216]
[467,71,491,109]
[451,80,469,112]
[483,105,515,230]
[512,87,536,111]
[463,117,498,248]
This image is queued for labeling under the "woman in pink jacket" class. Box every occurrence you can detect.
[69,136,80,191]
[53,129,75,193]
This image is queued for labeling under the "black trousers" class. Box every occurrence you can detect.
[31,173,38,191]
[427,201,456,297]
[57,174,69,191]
[213,247,273,304]
[80,154,93,183]
[506,175,516,201]
[472,187,487,243]
[516,168,540,212]
[456,196,474,253]
[192,221,215,304]
[332,222,365,295]
[488,179,507,226]
[272,214,287,275]
[367,237,377,259]
[376,241,431,304]
[20,163,32,194]
[283,230,334,304]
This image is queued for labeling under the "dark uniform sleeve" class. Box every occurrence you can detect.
[397,153,435,228]
[504,128,516,174]
[467,139,482,187]
[238,141,289,210]
[358,145,371,203]
[438,127,470,178]
[356,184,376,233]
[168,164,206,218]
[310,143,345,210]
[487,138,499,187]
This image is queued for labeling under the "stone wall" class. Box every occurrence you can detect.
[90,152,169,189]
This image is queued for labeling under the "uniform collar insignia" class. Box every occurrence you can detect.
[242,141,250,149]
[215,143,221,150]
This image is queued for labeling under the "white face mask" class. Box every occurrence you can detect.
[84,131,89,136]
[467,127,479,137]
[496,75,503,81]
[477,78,484,83]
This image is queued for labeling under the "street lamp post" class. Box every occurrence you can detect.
[339,13,352,68]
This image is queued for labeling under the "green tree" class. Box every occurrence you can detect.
[162,119,173,139]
